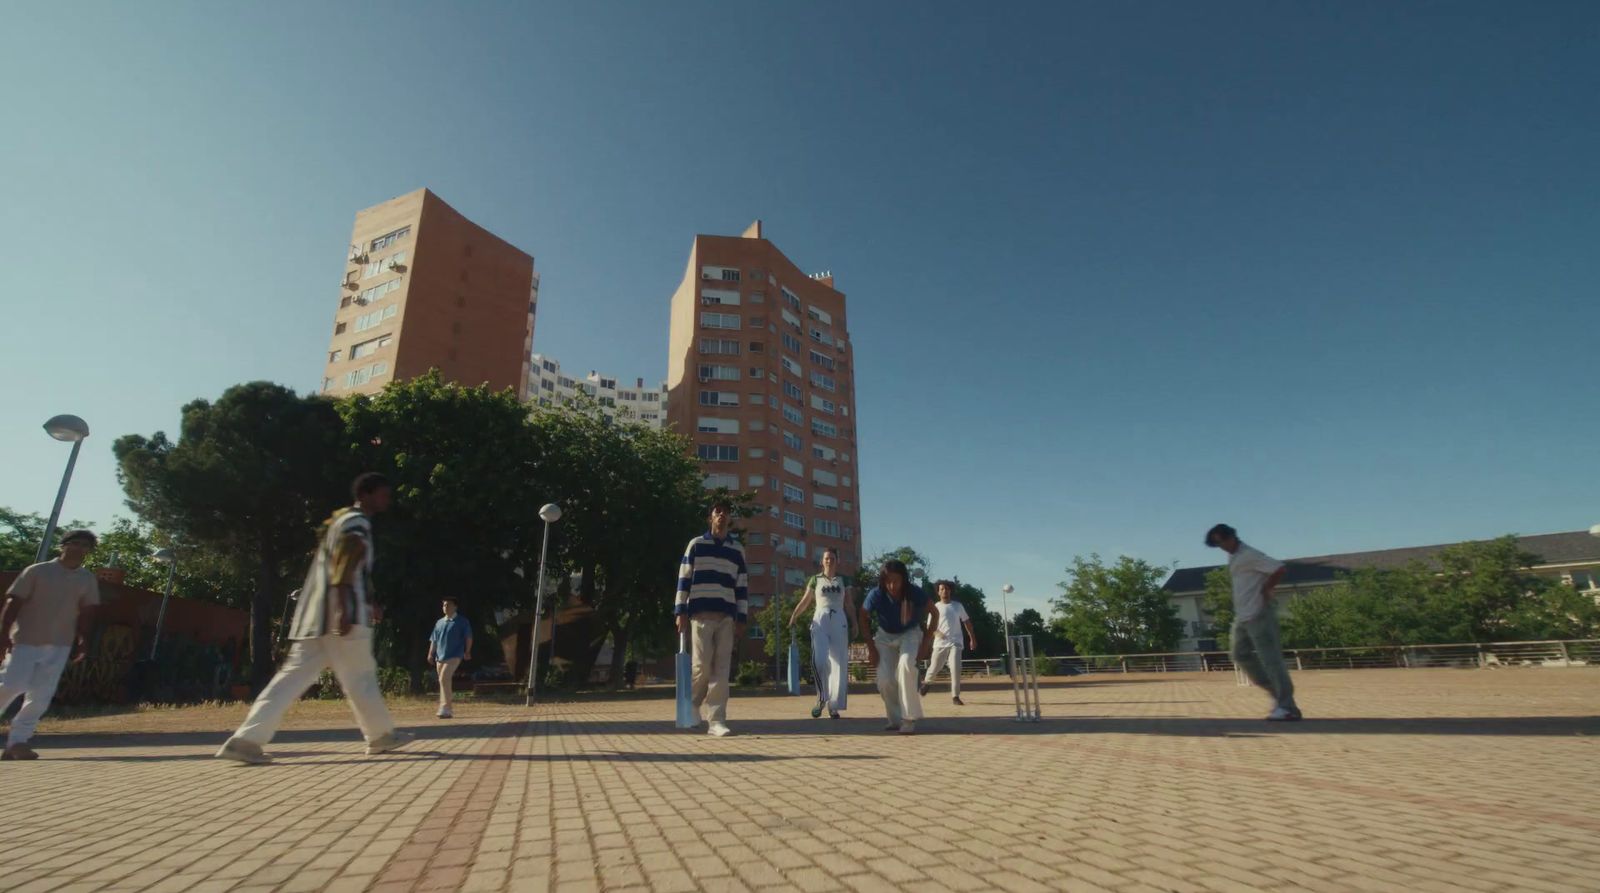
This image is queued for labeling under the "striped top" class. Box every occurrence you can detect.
[287,507,375,640]
[675,531,749,621]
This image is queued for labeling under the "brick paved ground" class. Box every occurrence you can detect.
[2,669,1597,893]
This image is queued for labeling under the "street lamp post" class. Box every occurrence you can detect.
[150,548,178,660]
[525,503,563,707]
[36,415,90,564]
[1001,584,1015,674]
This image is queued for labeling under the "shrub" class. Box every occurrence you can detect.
[1032,653,1055,677]
[849,663,869,682]
[378,666,412,697]
[735,660,765,686]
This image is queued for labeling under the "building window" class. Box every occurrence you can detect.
[810,395,836,415]
[809,350,836,371]
[782,404,803,424]
[782,380,802,401]
[697,417,739,434]
[806,305,833,325]
[701,312,741,330]
[809,328,835,347]
[747,531,766,545]
[783,511,804,530]
[781,332,802,353]
[343,361,389,388]
[782,483,804,503]
[747,393,765,405]
[842,500,853,512]
[814,518,842,537]
[340,296,352,308]
[701,288,741,306]
[697,444,739,462]
[843,475,852,487]
[783,430,802,451]
[780,356,801,376]
[541,380,554,392]
[697,365,741,381]
[699,391,739,407]
[782,456,803,476]
[721,269,741,282]
[703,472,739,489]
[699,338,741,355]
[542,359,557,372]
[750,292,765,304]
[335,322,347,335]
[812,444,836,461]
[749,341,764,353]
[813,493,839,510]
[329,349,342,363]
[747,476,765,488]
[813,468,837,487]
[749,367,763,378]
[354,305,399,333]
[781,286,801,311]
[750,420,765,431]
[749,448,765,458]
[810,371,836,392]
[750,316,766,328]
[350,334,391,360]
[812,418,838,438]
[369,226,410,251]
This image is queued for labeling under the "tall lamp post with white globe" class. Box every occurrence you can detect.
[149,548,179,660]
[525,503,563,707]
[36,415,90,564]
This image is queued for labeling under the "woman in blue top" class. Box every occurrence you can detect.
[857,559,939,734]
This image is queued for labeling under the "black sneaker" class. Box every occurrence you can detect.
[952,697,964,706]
[918,684,928,697]
[811,700,824,719]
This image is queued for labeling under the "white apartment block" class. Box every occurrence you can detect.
[527,353,668,427]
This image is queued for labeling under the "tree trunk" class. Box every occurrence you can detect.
[250,538,280,691]
[606,622,629,690]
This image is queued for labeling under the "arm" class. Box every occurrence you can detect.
[71,604,95,663]
[734,549,750,629]
[918,601,938,661]
[0,597,21,658]
[858,602,878,666]
[844,588,859,638]
[464,620,473,660]
[1263,566,1286,600]
[788,580,816,626]
[674,542,695,634]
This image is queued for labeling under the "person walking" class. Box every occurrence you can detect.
[215,473,413,763]
[427,598,472,719]
[1206,523,1302,721]
[674,500,749,737]
[858,559,937,735]
[787,546,855,719]
[920,580,977,705]
[0,528,100,761]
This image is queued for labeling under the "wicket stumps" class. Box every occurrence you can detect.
[1008,634,1042,722]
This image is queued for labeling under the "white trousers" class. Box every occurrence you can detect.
[0,644,71,746]
[874,627,924,724]
[809,609,849,711]
[436,657,462,708]
[922,639,963,697]
[230,627,395,746]
[691,614,735,723]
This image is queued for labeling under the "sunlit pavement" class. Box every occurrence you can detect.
[2,669,1597,893]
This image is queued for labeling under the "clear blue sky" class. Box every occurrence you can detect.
[3,2,1597,617]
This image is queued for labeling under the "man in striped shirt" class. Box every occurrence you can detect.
[215,473,413,764]
[675,500,748,737]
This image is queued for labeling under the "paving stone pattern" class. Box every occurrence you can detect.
[2,669,1597,892]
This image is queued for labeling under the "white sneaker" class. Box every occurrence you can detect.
[366,730,415,755]
[436,707,453,719]
[1266,707,1295,721]
[898,721,917,735]
[708,722,732,737]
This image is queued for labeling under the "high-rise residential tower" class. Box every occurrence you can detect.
[321,188,538,397]
[666,221,863,646]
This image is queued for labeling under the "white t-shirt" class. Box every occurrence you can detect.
[1228,543,1285,622]
[932,601,970,647]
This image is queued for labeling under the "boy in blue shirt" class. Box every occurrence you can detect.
[428,598,473,719]
[858,559,939,734]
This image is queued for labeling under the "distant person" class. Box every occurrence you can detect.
[427,598,472,719]
[675,500,749,737]
[216,473,414,763]
[920,580,977,705]
[858,559,937,734]
[1206,524,1302,721]
[0,528,100,761]
[787,546,856,719]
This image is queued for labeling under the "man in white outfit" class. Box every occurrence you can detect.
[920,580,977,705]
[215,473,413,763]
[0,528,100,761]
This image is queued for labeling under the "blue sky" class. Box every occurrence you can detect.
[2,2,1596,617]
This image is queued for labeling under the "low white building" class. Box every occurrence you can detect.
[527,353,667,427]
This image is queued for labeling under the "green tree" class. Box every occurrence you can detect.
[1050,554,1182,655]
[1201,566,1234,649]
[1010,607,1070,655]
[114,382,348,687]
[852,546,932,594]
[755,588,813,681]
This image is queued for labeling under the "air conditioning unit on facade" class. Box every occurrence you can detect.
[348,245,367,263]
[343,280,359,290]
[353,296,370,306]
[387,259,407,272]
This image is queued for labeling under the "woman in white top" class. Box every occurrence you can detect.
[787,547,856,719]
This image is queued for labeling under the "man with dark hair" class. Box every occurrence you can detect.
[427,598,472,719]
[1206,524,1301,721]
[0,529,100,760]
[920,580,977,705]
[216,473,413,763]
[675,500,748,737]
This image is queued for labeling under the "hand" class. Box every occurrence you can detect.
[464,653,471,662]
[676,615,689,635]
[371,604,385,624]
[71,635,88,664]
[0,634,11,659]
[427,653,436,665]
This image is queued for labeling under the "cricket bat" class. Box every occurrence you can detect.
[675,631,696,728]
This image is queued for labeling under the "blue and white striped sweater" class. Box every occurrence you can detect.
[675,532,749,621]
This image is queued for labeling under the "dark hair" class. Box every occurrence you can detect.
[352,472,391,500]
[821,546,839,559]
[441,597,457,604]
[878,559,910,590]
[934,579,956,595]
[59,528,98,547]
[1205,523,1237,547]
[708,498,732,515]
